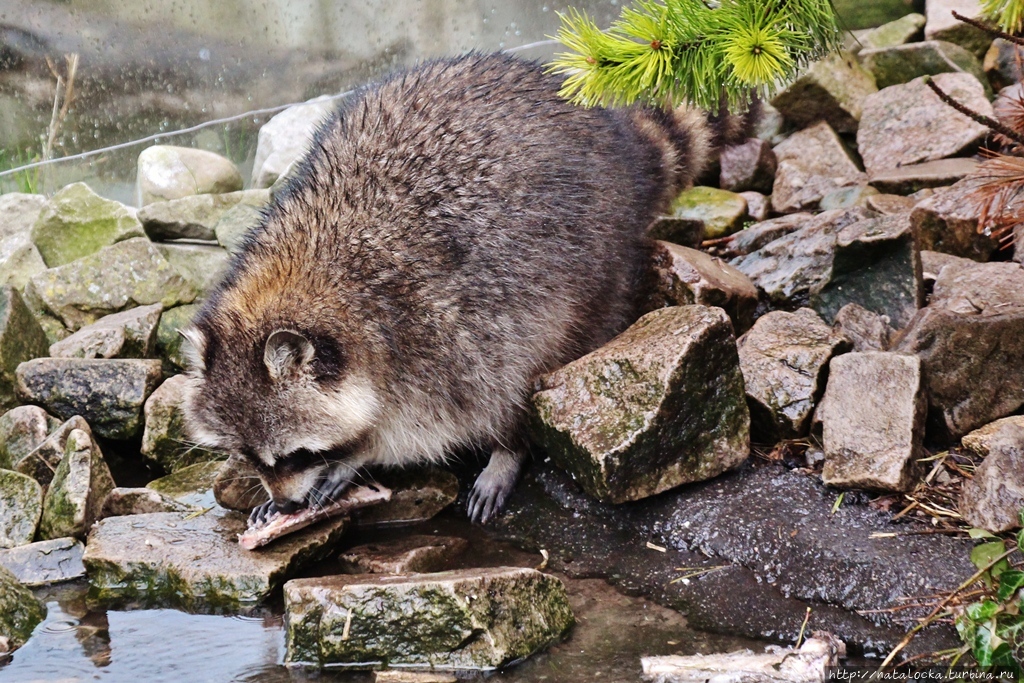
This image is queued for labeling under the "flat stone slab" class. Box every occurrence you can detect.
[861,40,985,90]
[819,352,927,492]
[959,423,1024,532]
[48,303,162,359]
[146,459,223,508]
[0,470,42,549]
[771,122,867,214]
[869,158,980,195]
[728,213,812,257]
[100,487,194,518]
[83,508,349,612]
[137,189,269,241]
[0,537,85,587]
[853,13,927,52]
[353,468,460,526]
[910,179,1001,260]
[532,305,749,504]
[660,187,748,241]
[338,535,469,575]
[961,415,1024,457]
[284,567,574,670]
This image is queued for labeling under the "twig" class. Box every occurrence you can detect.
[952,10,1024,47]
[925,77,1024,148]
[795,607,812,648]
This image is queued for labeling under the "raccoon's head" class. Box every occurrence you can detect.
[180,323,381,511]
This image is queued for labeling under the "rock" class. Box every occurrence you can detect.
[910,180,1001,260]
[867,194,917,216]
[155,303,200,372]
[48,303,162,359]
[732,208,873,310]
[0,193,47,240]
[961,416,1024,457]
[894,306,1024,439]
[819,184,879,212]
[728,213,812,257]
[771,122,867,214]
[14,416,90,488]
[0,405,55,470]
[283,567,574,669]
[647,241,758,334]
[214,202,263,254]
[753,102,787,146]
[531,306,749,504]
[869,158,980,195]
[136,146,244,206]
[925,0,992,57]
[213,454,268,512]
[818,352,927,491]
[251,95,335,189]
[37,427,114,540]
[0,285,49,410]
[0,564,44,651]
[0,234,46,293]
[0,537,85,586]
[155,243,230,294]
[833,304,895,352]
[860,41,986,90]
[659,187,748,241]
[0,470,42,548]
[142,375,222,473]
[338,535,469,575]
[770,53,877,134]
[740,192,769,223]
[136,189,269,241]
[810,212,923,328]
[374,673,457,683]
[930,261,1024,314]
[959,424,1024,532]
[25,237,198,332]
[352,467,460,526]
[719,139,777,194]
[100,487,193,517]
[83,508,349,612]
[985,40,1024,89]
[146,460,223,509]
[16,358,164,439]
[737,309,850,442]
[854,13,927,51]
[857,73,992,176]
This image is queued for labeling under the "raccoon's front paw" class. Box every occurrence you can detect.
[467,447,524,524]
[249,500,279,527]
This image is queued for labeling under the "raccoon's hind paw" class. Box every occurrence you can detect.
[467,447,525,524]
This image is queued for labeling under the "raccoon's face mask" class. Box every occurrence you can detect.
[179,325,381,507]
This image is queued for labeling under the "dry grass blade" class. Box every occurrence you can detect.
[993,89,1024,149]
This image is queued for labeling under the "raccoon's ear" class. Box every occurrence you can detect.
[265,329,315,380]
[180,327,207,373]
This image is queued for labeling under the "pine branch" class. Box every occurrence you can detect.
[924,76,1024,147]
[951,10,1024,47]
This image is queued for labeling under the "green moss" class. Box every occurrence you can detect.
[0,470,42,548]
[0,564,44,649]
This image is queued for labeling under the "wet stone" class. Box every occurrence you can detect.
[832,303,895,352]
[925,0,991,57]
[819,352,927,492]
[857,73,992,176]
[770,53,877,134]
[0,285,49,411]
[155,303,199,372]
[136,145,244,206]
[283,567,574,670]
[338,535,469,575]
[214,454,268,512]
[961,416,1024,458]
[353,467,460,526]
[48,303,162,359]
[771,122,867,214]
[985,40,1024,90]
[0,564,44,652]
[719,138,777,194]
[100,487,193,518]
[214,202,263,254]
[869,158,979,195]
[146,460,223,509]
[252,95,335,189]
[648,241,758,334]
[30,182,145,268]
[959,423,1024,533]
[15,357,164,440]
[14,416,90,488]
[0,470,42,548]
[911,180,1001,260]
[142,375,222,473]
[0,537,85,587]
[737,309,850,442]
[137,189,269,242]
[155,243,230,294]
[860,40,986,90]
[37,427,115,541]
[25,237,198,332]
[83,508,349,612]
[660,187,747,241]
[374,672,457,683]
[531,305,749,504]
[0,405,55,470]
[727,213,812,257]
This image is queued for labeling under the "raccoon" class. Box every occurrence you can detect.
[180,52,751,524]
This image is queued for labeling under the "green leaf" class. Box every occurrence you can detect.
[969,528,999,539]
[968,600,1002,622]
[972,619,997,668]
[973,541,1009,571]
[997,570,1024,602]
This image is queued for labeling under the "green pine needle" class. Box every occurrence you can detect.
[981,0,1024,34]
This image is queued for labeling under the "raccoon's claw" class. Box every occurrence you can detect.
[468,447,525,524]
[309,474,352,508]
[248,500,278,528]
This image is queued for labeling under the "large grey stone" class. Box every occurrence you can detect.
[728,213,812,257]
[930,261,1024,314]
[48,303,162,359]
[14,415,90,488]
[136,145,243,206]
[910,180,1001,260]
[137,189,269,241]
[0,537,85,587]
[860,41,986,90]
[0,285,49,410]
[338,535,469,575]
[719,138,777,194]
[155,303,200,372]
[531,305,749,504]
[961,415,1024,458]
[83,508,349,612]
[0,193,47,241]
[770,53,877,133]
[852,13,927,52]
[214,202,263,254]
[156,243,231,294]
[0,470,42,548]
[37,426,115,540]
[0,405,54,470]
[833,303,896,352]
[30,182,145,268]
[0,233,45,293]
[737,309,850,442]
[0,564,44,652]
[818,352,927,492]
[100,487,194,518]
[352,468,460,526]
[26,237,198,332]
[284,567,574,670]
[251,94,335,189]
[857,73,992,175]
[869,158,979,195]
[771,122,867,214]
[648,241,758,334]
[146,460,223,509]
[16,358,164,439]
[925,0,992,56]
[959,423,1024,532]
[142,374,222,473]
[655,187,748,241]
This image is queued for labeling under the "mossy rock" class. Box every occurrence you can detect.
[0,563,44,651]
[146,459,223,508]
[141,375,223,473]
[0,405,56,470]
[860,40,987,90]
[155,304,200,373]
[0,470,43,549]
[663,187,747,241]
[37,427,115,540]
[0,285,50,411]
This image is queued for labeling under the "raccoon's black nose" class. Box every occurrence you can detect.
[273,498,302,515]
